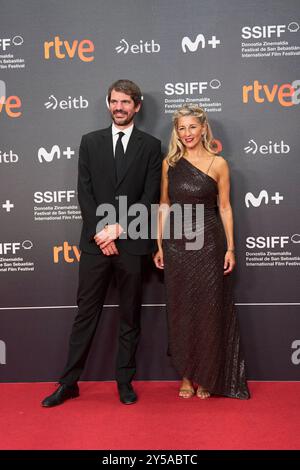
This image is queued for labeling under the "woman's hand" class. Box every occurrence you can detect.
[153,249,164,270]
[224,250,235,275]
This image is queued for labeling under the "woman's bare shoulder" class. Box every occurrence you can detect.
[212,156,230,180]
[213,155,229,169]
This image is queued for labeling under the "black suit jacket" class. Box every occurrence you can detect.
[78,125,162,255]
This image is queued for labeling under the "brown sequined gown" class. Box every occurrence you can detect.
[163,157,250,399]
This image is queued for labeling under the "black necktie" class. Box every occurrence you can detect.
[115,131,125,181]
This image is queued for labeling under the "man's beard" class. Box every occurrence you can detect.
[111,111,134,126]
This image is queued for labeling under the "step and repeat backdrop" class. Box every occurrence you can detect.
[1,0,299,381]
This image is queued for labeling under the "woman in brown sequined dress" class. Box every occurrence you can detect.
[154,106,250,400]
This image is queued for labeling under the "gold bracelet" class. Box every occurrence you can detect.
[227,248,235,252]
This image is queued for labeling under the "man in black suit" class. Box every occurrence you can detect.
[42,80,162,407]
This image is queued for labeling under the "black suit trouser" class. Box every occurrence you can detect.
[59,249,142,386]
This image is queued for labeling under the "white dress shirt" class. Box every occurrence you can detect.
[112,123,134,155]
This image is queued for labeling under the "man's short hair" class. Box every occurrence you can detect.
[108,79,142,106]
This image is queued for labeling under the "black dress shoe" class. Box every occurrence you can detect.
[41,383,79,408]
[117,383,137,405]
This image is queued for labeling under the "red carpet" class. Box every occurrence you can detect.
[0,382,299,450]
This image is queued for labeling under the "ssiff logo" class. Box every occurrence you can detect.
[34,190,76,203]
[241,22,299,39]
[0,80,22,117]
[242,79,300,106]
[0,35,23,51]
[0,240,33,255]
[246,234,300,249]
[0,340,6,365]
[44,36,94,61]
[165,79,221,95]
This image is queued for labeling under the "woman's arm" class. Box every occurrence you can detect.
[153,158,170,269]
[217,157,236,275]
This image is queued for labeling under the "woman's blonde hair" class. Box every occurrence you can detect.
[166,105,217,167]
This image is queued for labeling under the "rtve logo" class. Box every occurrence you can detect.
[291,340,300,365]
[0,340,6,365]
[242,80,300,106]
[44,36,94,62]
[53,241,80,263]
[0,80,22,118]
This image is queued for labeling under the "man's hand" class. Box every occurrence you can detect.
[100,240,119,256]
[94,224,124,249]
